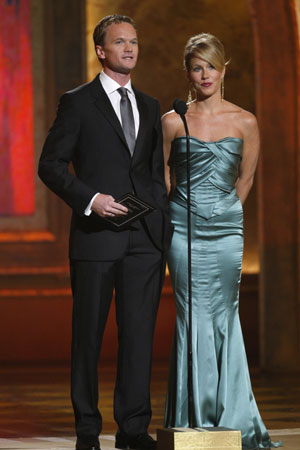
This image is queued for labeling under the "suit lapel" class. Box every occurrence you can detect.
[89,76,149,159]
[89,75,129,151]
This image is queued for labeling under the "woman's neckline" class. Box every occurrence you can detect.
[172,136,243,144]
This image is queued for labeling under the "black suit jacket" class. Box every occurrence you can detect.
[38,74,173,260]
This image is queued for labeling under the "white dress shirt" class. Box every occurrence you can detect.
[85,71,140,216]
[99,70,139,136]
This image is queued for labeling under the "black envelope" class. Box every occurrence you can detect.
[104,193,155,228]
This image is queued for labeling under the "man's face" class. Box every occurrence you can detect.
[96,22,138,75]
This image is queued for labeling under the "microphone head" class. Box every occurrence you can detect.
[173,98,188,116]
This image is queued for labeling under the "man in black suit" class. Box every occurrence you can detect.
[38,14,172,450]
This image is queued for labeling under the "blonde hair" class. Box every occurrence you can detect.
[184,33,227,72]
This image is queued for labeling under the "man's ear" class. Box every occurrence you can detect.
[96,45,105,60]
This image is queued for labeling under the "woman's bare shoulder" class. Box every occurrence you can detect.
[162,110,183,136]
[226,102,257,126]
[239,110,258,137]
[225,102,258,133]
[162,110,181,125]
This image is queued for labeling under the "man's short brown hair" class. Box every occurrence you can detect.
[93,14,136,48]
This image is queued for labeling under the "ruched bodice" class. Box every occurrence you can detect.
[170,137,243,219]
[165,137,282,449]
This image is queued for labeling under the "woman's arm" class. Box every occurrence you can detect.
[162,112,180,195]
[236,112,260,204]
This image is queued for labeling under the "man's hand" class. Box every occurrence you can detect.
[91,193,128,218]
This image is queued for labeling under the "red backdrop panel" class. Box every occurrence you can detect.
[0,0,35,216]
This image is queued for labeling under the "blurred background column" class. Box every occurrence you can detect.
[250,0,300,371]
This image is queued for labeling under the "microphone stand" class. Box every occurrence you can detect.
[173,99,194,427]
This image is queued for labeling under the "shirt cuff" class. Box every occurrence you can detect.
[84,193,100,216]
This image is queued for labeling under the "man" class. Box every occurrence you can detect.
[39,14,172,450]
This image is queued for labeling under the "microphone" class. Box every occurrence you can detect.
[173,98,189,136]
[173,98,188,116]
[172,98,194,426]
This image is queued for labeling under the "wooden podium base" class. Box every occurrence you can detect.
[157,427,242,450]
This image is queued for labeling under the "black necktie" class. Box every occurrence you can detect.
[118,87,136,156]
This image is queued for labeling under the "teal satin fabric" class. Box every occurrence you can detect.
[164,137,282,449]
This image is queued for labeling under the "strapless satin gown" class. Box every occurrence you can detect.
[164,137,282,449]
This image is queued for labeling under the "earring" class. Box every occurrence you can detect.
[221,78,224,101]
[187,83,193,104]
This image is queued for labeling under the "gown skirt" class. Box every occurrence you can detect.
[164,137,282,450]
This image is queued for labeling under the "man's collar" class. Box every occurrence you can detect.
[99,71,133,95]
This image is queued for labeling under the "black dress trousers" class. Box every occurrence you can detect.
[70,220,164,438]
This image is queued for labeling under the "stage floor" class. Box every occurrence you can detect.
[0,432,297,449]
[0,363,299,449]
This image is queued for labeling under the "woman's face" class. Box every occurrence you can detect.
[187,57,225,99]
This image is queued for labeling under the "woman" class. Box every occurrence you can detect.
[163,33,282,449]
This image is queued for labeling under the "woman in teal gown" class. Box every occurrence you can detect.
[162,33,282,450]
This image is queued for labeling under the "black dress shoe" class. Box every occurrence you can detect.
[115,431,156,449]
[75,436,100,450]
[76,447,100,450]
